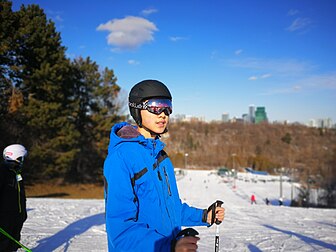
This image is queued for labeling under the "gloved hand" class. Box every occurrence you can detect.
[171,228,199,252]
[206,200,225,226]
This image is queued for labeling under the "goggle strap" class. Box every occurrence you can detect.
[129,102,145,109]
[129,99,172,115]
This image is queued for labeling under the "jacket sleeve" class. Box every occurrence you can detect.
[104,151,172,251]
[180,202,208,226]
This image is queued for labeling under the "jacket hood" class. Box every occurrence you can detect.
[108,122,165,156]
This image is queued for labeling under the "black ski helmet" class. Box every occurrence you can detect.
[129,79,172,126]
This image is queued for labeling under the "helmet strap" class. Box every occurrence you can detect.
[139,124,162,139]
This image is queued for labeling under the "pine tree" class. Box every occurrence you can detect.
[1,2,123,182]
[1,3,76,179]
[68,57,123,182]
[0,0,16,139]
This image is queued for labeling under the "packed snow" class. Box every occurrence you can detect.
[19,170,336,251]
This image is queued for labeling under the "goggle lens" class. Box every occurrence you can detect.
[145,99,172,115]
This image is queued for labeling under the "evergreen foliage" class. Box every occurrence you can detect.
[0,1,123,182]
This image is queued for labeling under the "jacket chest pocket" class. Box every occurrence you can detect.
[132,167,157,201]
[157,166,172,197]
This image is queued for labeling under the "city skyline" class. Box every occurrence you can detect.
[12,0,336,123]
[173,104,334,127]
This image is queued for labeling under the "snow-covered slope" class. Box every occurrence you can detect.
[178,170,336,252]
[20,170,336,251]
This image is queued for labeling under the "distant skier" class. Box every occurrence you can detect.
[279,197,283,206]
[265,197,270,205]
[0,144,28,252]
[251,194,257,204]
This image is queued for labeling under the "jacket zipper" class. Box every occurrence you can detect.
[11,169,22,214]
[18,181,22,213]
[17,173,22,213]
[163,167,172,196]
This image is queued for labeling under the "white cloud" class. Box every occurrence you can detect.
[249,73,271,81]
[288,9,299,16]
[286,17,312,32]
[141,8,158,16]
[46,10,64,22]
[97,16,158,50]
[293,85,302,91]
[228,57,315,76]
[260,72,336,96]
[169,36,187,42]
[210,50,219,60]
[128,59,140,65]
[235,49,243,55]
[110,48,122,53]
[260,85,303,95]
[303,73,336,89]
[54,15,63,22]
[249,76,258,81]
[261,73,272,79]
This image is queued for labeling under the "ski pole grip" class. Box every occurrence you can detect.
[171,228,199,251]
[216,200,223,207]
[181,227,199,237]
[215,200,224,225]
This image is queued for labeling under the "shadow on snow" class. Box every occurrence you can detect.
[32,213,105,252]
[247,244,263,252]
[263,224,336,251]
[316,221,336,229]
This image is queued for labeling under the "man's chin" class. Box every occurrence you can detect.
[153,127,166,134]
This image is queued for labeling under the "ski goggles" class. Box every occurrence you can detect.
[129,98,173,115]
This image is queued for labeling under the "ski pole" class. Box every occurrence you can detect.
[215,224,220,252]
[0,227,32,252]
[214,200,223,252]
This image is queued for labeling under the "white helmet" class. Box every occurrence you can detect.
[3,144,28,165]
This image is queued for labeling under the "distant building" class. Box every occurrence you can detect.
[235,118,245,124]
[249,104,255,123]
[242,113,249,123]
[188,116,205,122]
[174,114,205,122]
[173,114,186,122]
[317,118,333,128]
[308,119,317,127]
[222,113,230,123]
[307,118,334,129]
[255,107,268,124]
[230,117,237,123]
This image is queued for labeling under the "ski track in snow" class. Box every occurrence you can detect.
[19,170,336,251]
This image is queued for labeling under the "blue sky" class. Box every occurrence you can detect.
[13,0,336,123]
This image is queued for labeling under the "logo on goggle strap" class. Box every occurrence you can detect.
[129,102,143,109]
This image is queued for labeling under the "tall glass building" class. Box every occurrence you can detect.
[255,107,268,124]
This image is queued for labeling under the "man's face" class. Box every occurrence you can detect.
[139,109,169,138]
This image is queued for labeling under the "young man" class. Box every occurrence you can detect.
[0,144,28,251]
[104,80,225,251]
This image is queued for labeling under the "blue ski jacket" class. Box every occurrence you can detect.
[103,122,207,251]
